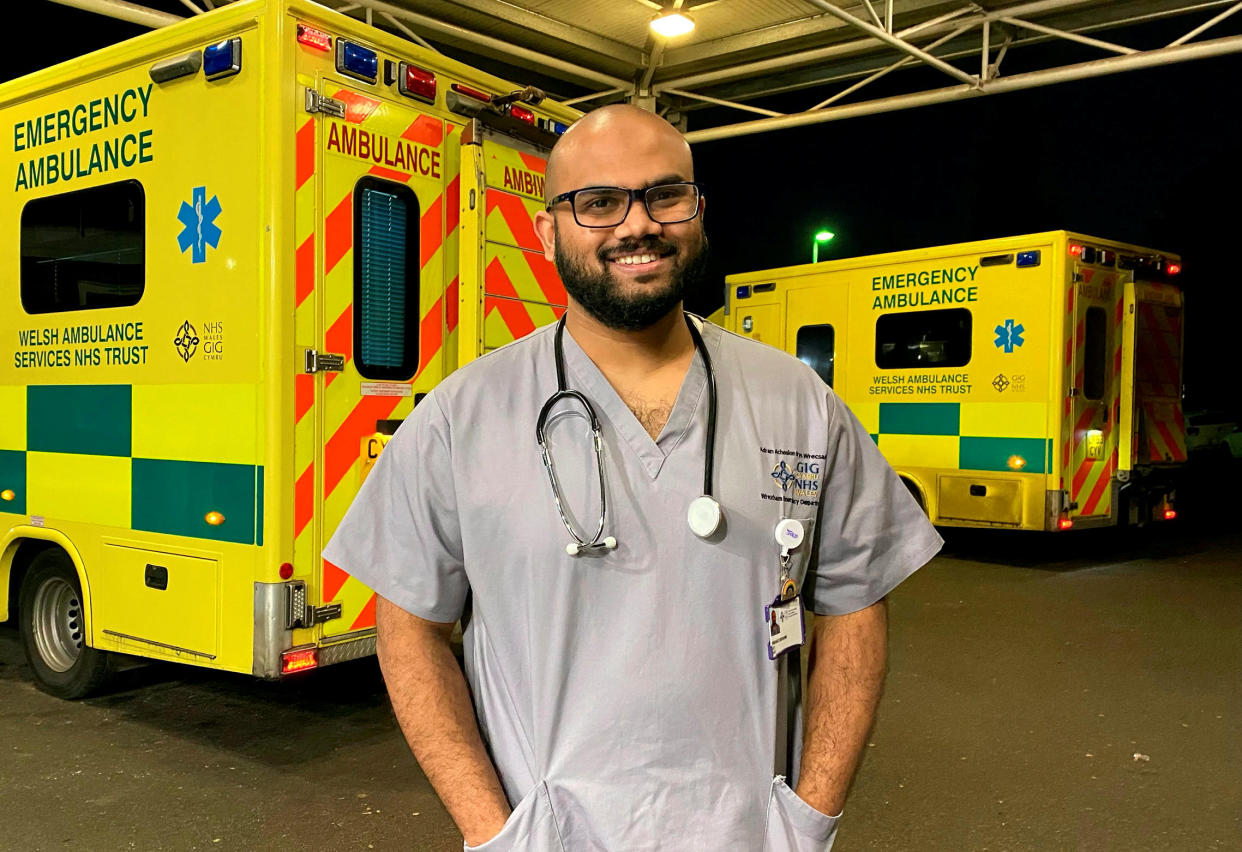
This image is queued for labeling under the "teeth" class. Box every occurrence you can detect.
[614,253,658,265]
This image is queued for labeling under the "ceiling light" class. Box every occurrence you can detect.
[651,11,695,38]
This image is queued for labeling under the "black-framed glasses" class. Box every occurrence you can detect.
[546,182,703,228]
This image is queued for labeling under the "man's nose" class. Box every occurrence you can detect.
[612,195,662,241]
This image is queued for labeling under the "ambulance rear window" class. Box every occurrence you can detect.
[875,308,972,369]
[796,324,835,386]
[20,180,145,314]
[353,177,420,381]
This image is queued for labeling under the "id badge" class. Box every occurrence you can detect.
[765,595,805,660]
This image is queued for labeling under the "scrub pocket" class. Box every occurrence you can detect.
[763,776,841,852]
[463,782,565,852]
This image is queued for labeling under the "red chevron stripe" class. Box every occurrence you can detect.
[369,165,411,182]
[351,593,378,630]
[418,293,443,376]
[446,175,460,236]
[1082,459,1112,515]
[488,190,543,252]
[323,558,349,603]
[295,464,314,538]
[421,194,442,268]
[325,193,353,274]
[402,114,443,147]
[519,152,547,173]
[295,373,314,422]
[484,258,536,340]
[296,234,315,306]
[324,305,352,388]
[332,89,380,124]
[446,276,459,332]
[526,251,567,306]
[324,394,404,500]
[296,120,315,189]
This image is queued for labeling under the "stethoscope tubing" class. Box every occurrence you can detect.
[536,313,718,552]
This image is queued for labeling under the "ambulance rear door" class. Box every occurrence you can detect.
[1065,262,1121,523]
[303,74,451,643]
[458,120,564,366]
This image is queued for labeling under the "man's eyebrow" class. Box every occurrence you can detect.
[642,174,692,188]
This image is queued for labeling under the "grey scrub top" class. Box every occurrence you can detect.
[324,320,941,852]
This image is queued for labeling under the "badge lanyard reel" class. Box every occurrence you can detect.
[766,518,806,661]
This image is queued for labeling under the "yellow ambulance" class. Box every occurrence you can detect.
[0,0,576,697]
[721,231,1186,533]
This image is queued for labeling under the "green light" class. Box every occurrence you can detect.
[812,229,836,263]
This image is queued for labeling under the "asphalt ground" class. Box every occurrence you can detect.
[2,459,1239,851]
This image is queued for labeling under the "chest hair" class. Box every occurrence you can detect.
[623,393,675,441]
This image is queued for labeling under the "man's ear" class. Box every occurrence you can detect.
[534,210,557,262]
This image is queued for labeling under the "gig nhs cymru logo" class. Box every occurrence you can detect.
[771,460,821,499]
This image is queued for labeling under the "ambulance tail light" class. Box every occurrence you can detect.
[296,24,332,51]
[1167,262,1182,276]
[509,105,535,125]
[399,63,436,104]
[279,562,294,580]
[1069,244,1083,257]
[1163,508,1178,521]
[281,647,319,675]
[1057,514,1073,531]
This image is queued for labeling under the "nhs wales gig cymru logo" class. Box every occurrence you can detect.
[177,186,222,263]
[770,459,821,500]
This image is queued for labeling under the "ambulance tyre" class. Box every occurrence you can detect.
[19,550,113,699]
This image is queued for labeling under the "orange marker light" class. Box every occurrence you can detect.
[296,24,332,51]
[205,511,226,526]
[282,648,318,675]
[1007,455,1026,471]
[0,489,14,501]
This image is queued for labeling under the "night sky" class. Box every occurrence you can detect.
[10,3,1241,416]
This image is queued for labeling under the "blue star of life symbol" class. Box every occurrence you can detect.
[177,186,222,263]
[771,461,796,491]
[994,318,1025,353]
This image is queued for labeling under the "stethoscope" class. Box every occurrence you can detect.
[536,312,722,555]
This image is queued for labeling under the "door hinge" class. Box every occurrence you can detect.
[1067,387,1080,397]
[304,348,346,374]
[285,583,344,629]
[304,87,345,118]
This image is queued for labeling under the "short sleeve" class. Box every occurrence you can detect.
[321,393,468,623]
[803,392,942,615]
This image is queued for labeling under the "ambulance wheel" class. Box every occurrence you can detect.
[19,550,113,699]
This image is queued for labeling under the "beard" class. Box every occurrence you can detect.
[554,226,710,331]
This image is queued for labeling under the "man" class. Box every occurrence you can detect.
[324,105,941,851]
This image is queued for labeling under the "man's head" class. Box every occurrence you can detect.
[534,105,708,331]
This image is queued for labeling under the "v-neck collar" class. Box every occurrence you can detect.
[560,318,716,481]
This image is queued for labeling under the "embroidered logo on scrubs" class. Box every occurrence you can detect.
[771,461,797,491]
[765,455,823,504]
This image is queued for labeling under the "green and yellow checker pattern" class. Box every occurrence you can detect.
[0,383,262,546]
[852,400,1053,475]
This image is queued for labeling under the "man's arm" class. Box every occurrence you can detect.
[376,596,511,846]
[795,598,888,816]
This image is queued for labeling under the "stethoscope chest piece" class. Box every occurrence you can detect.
[687,495,723,538]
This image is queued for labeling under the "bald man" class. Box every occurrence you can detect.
[325,105,940,851]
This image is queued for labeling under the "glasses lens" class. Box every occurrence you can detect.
[572,189,630,226]
[645,184,699,223]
